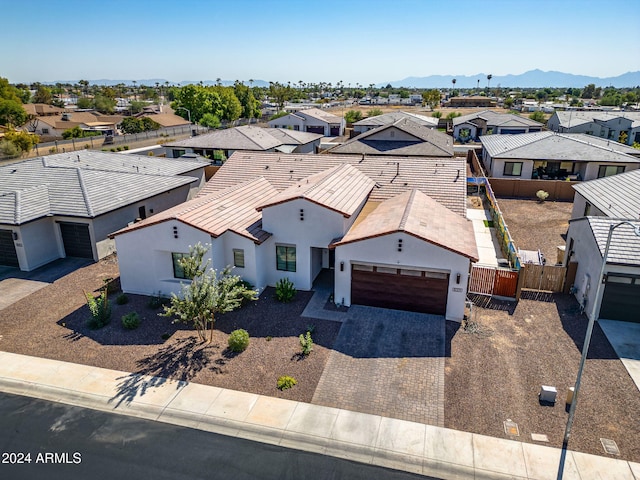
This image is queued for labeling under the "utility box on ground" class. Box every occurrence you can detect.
[539,385,557,404]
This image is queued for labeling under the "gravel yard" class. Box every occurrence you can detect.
[0,256,340,404]
[496,198,573,265]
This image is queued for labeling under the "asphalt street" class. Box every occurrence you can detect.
[0,392,437,480]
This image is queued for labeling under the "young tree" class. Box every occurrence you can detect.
[199,113,221,129]
[421,89,441,109]
[161,243,257,343]
[3,129,39,154]
[367,108,383,117]
[529,111,546,123]
[344,109,363,123]
[32,85,53,104]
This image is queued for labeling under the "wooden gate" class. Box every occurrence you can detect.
[469,265,518,298]
[519,264,566,293]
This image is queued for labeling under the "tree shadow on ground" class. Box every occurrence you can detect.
[109,337,218,408]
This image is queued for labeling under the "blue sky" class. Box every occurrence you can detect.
[2,0,638,84]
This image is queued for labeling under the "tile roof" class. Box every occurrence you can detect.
[35,111,122,130]
[573,169,640,219]
[112,177,279,244]
[453,110,544,128]
[333,190,479,261]
[22,103,66,116]
[580,217,640,266]
[200,151,467,217]
[296,108,343,124]
[327,118,453,157]
[480,132,640,163]
[140,113,191,127]
[0,153,200,225]
[354,111,439,127]
[164,126,322,151]
[256,164,376,217]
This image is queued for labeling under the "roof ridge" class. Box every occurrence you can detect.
[398,190,416,231]
[76,168,94,217]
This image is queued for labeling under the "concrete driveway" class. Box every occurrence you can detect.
[312,306,445,427]
[599,320,640,393]
[0,258,91,310]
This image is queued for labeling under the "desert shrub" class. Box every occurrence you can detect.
[277,375,297,390]
[123,145,129,150]
[148,151,154,156]
[116,146,123,151]
[116,293,129,305]
[228,329,250,352]
[536,190,549,202]
[121,312,141,330]
[299,331,314,356]
[86,289,111,329]
[275,278,296,303]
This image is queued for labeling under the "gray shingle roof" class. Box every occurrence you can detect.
[453,110,544,128]
[200,151,467,217]
[481,132,640,162]
[164,126,322,151]
[0,153,199,225]
[573,169,640,219]
[354,111,439,128]
[584,217,640,266]
[553,110,640,129]
[328,118,453,157]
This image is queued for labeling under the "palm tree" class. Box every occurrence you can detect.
[451,78,456,96]
[487,74,493,90]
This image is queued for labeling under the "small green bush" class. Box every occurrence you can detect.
[536,190,550,202]
[228,329,250,352]
[110,148,116,152]
[116,293,129,305]
[86,289,111,329]
[299,331,314,356]
[275,278,296,303]
[121,312,141,330]
[116,146,123,152]
[277,375,297,390]
[123,145,129,150]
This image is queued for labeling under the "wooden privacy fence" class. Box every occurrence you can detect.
[468,265,519,298]
[518,264,567,293]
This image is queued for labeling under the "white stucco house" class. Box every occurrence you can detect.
[268,108,345,137]
[564,169,640,323]
[112,151,478,321]
[547,111,640,146]
[0,151,207,271]
[164,126,322,160]
[480,131,640,180]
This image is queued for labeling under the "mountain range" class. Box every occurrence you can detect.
[45,70,640,89]
[379,70,640,89]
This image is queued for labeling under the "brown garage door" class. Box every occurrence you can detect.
[351,264,449,315]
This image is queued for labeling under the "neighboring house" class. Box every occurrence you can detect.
[564,216,640,323]
[443,96,497,108]
[137,112,192,129]
[352,111,439,135]
[547,110,640,145]
[480,131,640,180]
[326,118,454,157]
[564,169,640,322]
[453,110,544,141]
[0,151,207,271]
[24,111,123,137]
[268,108,345,137]
[113,151,477,321]
[22,103,66,117]
[164,126,322,160]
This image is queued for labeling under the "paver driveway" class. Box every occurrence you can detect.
[312,306,445,426]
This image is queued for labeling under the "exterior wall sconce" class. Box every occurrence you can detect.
[397,238,403,252]
[12,231,18,241]
[172,226,178,239]
[300,209,304,221]
[456,273,461,284]
[340,261,344,271]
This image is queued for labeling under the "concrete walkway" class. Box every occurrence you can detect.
[467,208,503,266]
[599,320,640,393]
[0,351,637,479]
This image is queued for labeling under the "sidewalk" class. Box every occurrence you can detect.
[467,208,503,266]
[0,351,637,480]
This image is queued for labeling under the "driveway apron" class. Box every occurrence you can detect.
[312,306,445,427]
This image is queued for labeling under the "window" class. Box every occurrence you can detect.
[276,245,296,272]
[503,162,523,176]
[233,249,245,268]
[597,165,625,178]
[172,252,190,279]
[42,128,49,134]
